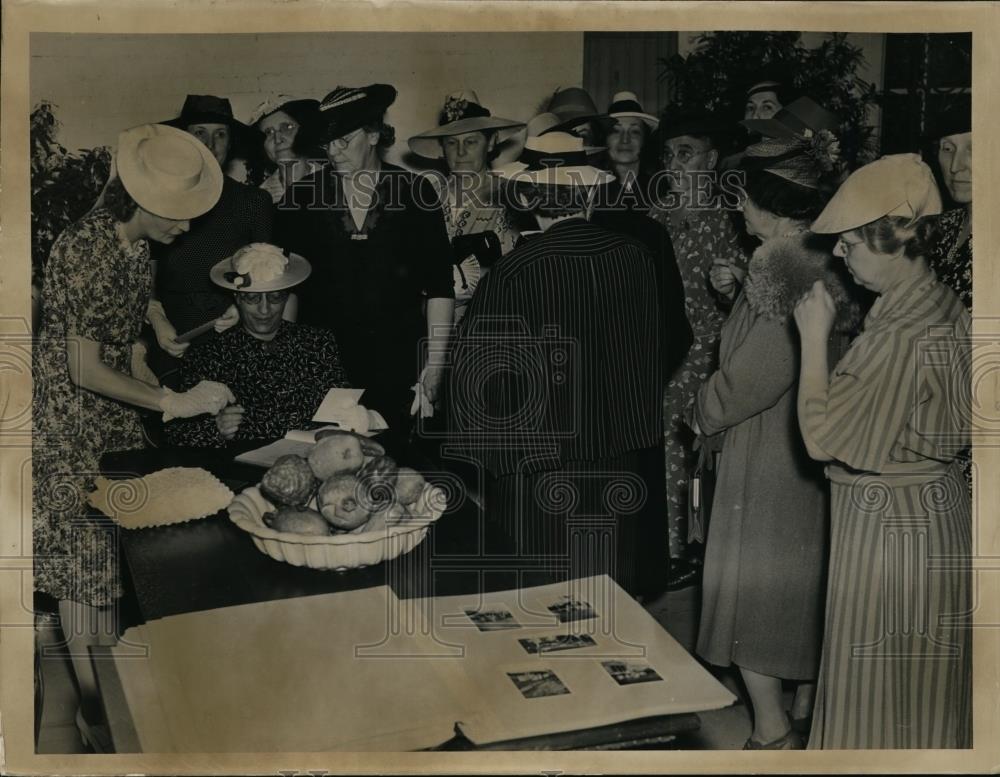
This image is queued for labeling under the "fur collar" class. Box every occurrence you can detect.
[743,232,862,333]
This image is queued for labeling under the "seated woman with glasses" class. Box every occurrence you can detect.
[246,95,325,205]
[166,244,349,447]
[648,111,749,588]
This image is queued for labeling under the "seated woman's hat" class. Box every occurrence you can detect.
[210,243,311,292]
[408,90,526,161]
[811,154,943,234]
[116,123,223,220]
[492,132,614,187]
[317,84,397,144]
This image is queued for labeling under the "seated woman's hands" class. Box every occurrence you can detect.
[160,380,236,421]
[215,404,245,440]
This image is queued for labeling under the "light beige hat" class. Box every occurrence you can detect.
[492,132,614,187]
[210,243,311,292]
[408,90,526,162]
[811,153,943,234]
[116,123,223,220]
[607,91,659,130]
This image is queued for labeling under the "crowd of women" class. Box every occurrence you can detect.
[32,69,973,753]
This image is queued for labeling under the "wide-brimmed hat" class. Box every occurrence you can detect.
[923,93,971,141]
[210,243,311,292]
[606,91,659,131]
[248,94,321,127]
[116,123,223,220]
[408,90,526,161]
[317,84,397,144]
[492,132,614,187]
[526,112,604,156]
[743,132,841,190]
[546,86,606,133]
[165,94,252,133]
[659,111,734,142]
[741,96,840,140]
[811,154,943,234]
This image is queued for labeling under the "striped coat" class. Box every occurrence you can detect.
[448,218,668,594]
[803,271,972,749]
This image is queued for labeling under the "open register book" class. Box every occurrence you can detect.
[108,577,735,751]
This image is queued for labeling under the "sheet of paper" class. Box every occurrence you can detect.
[111,587,465,752]
[311,387,365,422]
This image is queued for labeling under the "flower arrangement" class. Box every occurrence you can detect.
[442,96,469,124]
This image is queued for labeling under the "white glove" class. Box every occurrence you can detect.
[147,299,189,358]
[130,341,160,387]
[213,304,240,333]
[160,380,236,422]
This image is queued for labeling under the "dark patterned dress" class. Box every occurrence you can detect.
[33,210,151,606]
[166,322,348,446]
[929,207,972,310]
[648,203,747,558]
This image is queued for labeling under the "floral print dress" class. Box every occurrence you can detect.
[33,210,151,606]
[929,207,972,310]
[649,204,748,559]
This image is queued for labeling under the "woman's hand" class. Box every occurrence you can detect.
[709,259,746,301]
[420,364,446,404]
[214,305,240,333]
[794,280,837,343]
[215,404,245,440]
[160,380,236,421]
[146,299,189,358]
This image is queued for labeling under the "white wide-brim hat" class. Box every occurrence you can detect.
[811,153,943,234]
[492,132,614,187]
[210,250,311,292]
[116,123,223,220]
[408,89,527,163]
[607,91,659,131]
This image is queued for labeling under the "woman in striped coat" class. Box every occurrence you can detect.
[794,154,972,749]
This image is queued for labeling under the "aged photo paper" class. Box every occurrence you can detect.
[2,0,999,774]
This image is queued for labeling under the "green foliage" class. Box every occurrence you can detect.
[31,101,112,288]
[660,32,880,168]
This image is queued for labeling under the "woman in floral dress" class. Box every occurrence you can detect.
[408,90,525,324]
[649,112,747,580]
[34,124,232,748]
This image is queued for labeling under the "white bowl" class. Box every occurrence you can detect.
[227,483,447,570]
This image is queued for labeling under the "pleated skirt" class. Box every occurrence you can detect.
[809,465,972,749]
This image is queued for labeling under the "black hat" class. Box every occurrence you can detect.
[317,84,397,143]
[659,110,734,142]
[923,92,971,141]
[165,94,251,133]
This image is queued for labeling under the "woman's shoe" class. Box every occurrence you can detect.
[75,707,112,753]
[743,729,804,750]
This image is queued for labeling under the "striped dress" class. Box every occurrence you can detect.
[803,271,972,749]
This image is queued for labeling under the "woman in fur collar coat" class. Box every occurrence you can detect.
[690,134,860,750]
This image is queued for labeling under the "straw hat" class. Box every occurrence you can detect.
[606,91,659,130]
[492,132,614,187]
[811,154,943,234]
[116,123,223,220]
[408,90,526,161]
[248,94,320,127]
[210,243,311,292]
[546,86,605,133]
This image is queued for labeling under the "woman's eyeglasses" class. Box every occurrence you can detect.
[328,128,365,149]
[262,122,298,139]
[240,291,289,304]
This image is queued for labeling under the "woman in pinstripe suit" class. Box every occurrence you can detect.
[795,154,972,749]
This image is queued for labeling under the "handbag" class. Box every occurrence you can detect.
[687,434,722,544]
